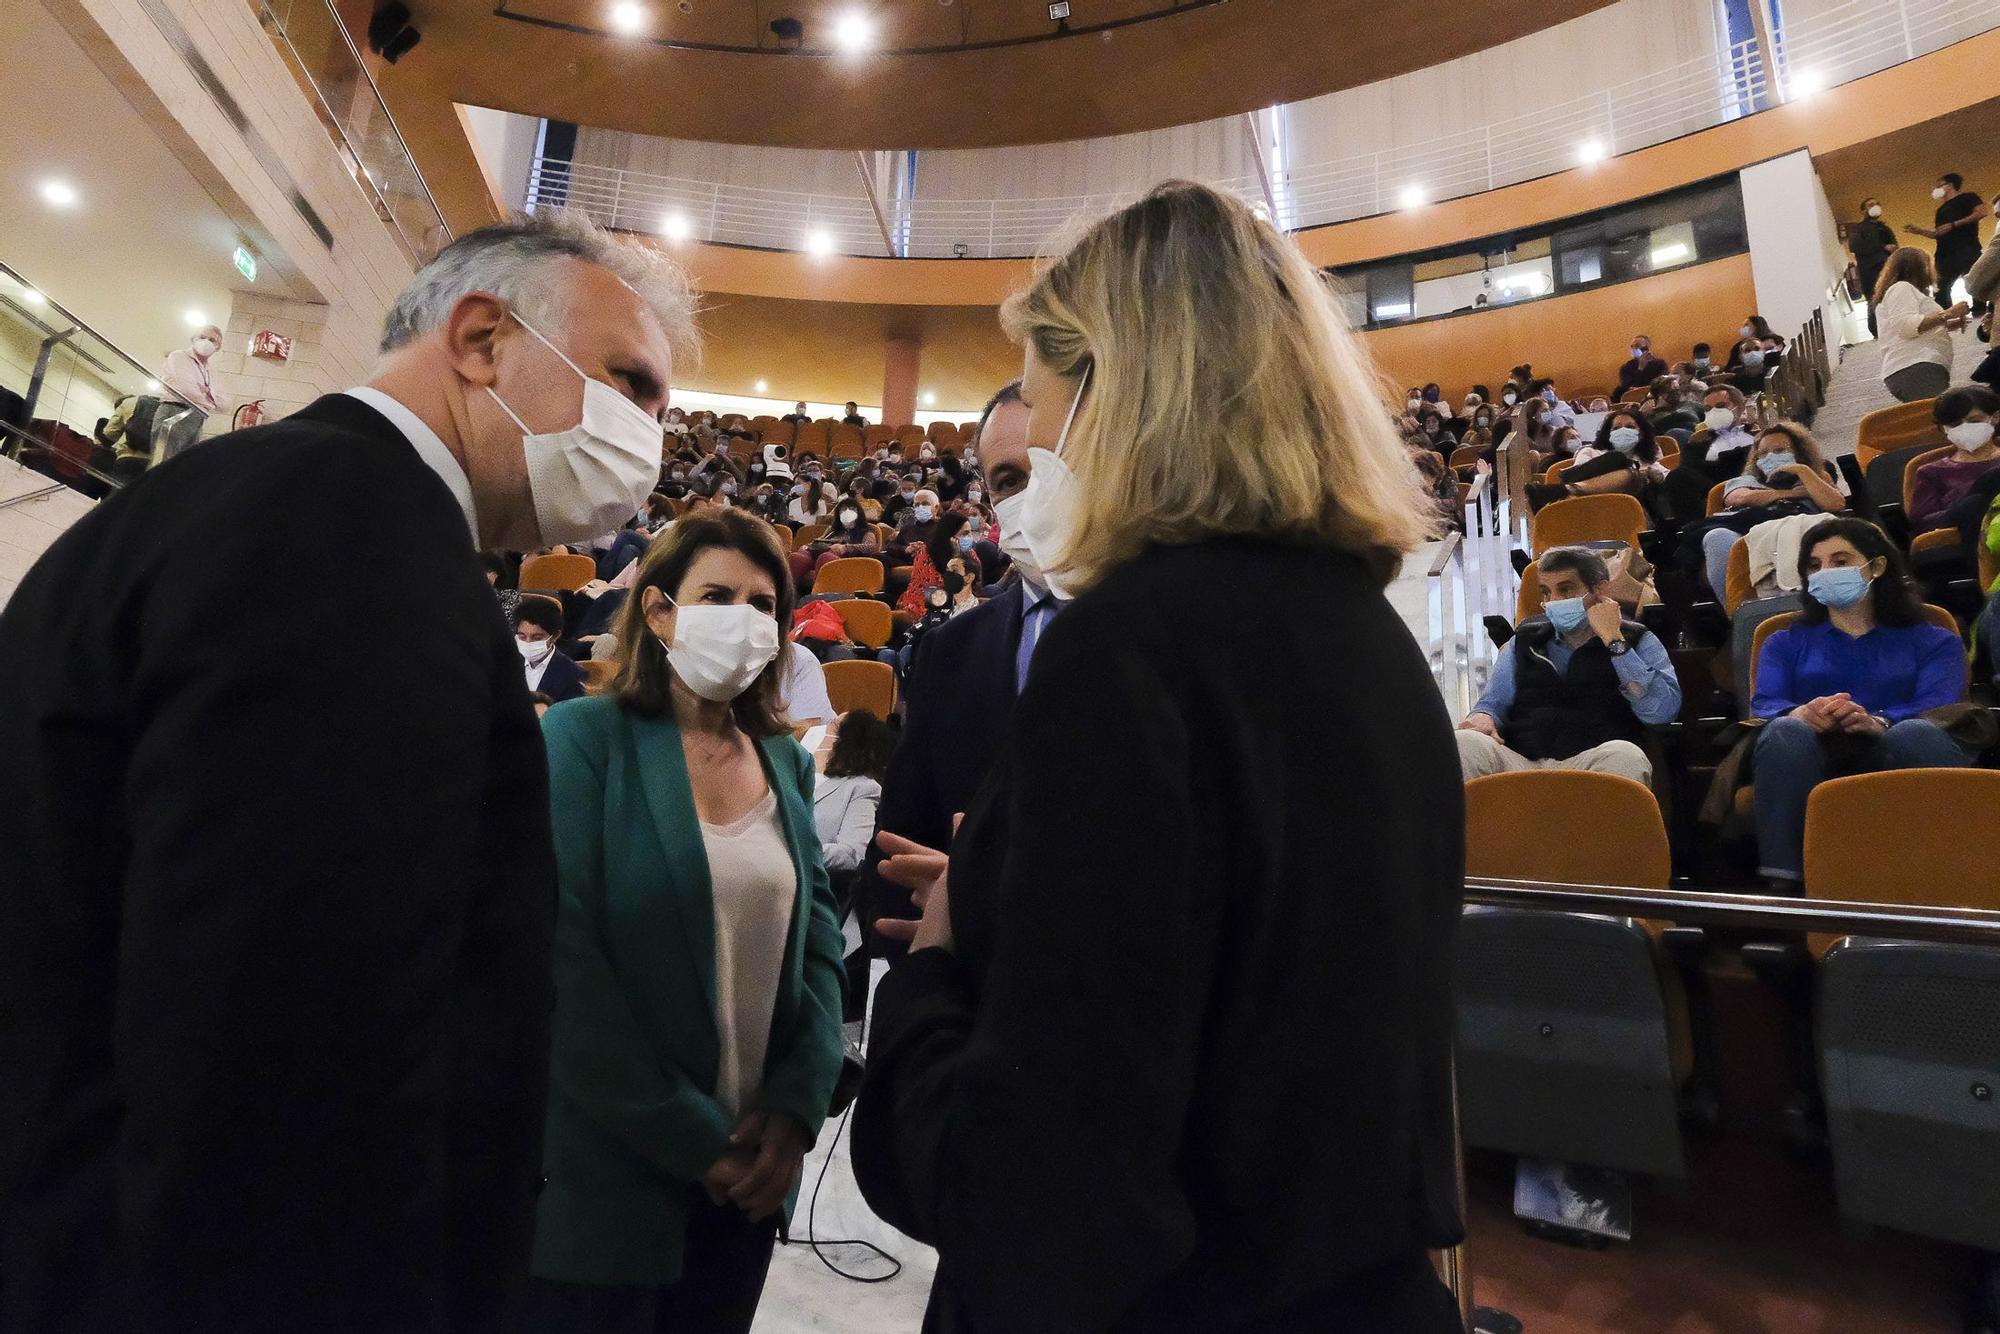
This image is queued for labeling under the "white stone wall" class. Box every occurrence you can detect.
[0,456,96,611]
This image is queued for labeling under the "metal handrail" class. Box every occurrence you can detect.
[1443,874,2000,1330]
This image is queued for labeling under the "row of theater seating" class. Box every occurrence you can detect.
[702,415,982,458]
[1457,765,2000,1259]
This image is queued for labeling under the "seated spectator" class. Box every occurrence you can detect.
[790,500,881,591]
[779,641,837,726]
[1689,341,1716,380]
[1618,333,1669,393]
[789,478,836,528]
[782,401,811,426]
[1909,384,2000,533]
[890,497,954,612]
[1419,382,1452,418]
[1526,409,1666,511]
[1648,376,1702,438]
[642,492,675,535]
[812,709,894,876]
[1661,384,1759,522]
[515,596,585,703]
[1694,421,1846,595]
[1410,448,1459,528]
[842,401,868,429]
[1530,377,1576,430]
[1456,547,1681,785]
[482,550,520,623]
[1750,518,1973,887]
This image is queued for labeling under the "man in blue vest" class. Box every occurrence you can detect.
[1456,547,1681,785]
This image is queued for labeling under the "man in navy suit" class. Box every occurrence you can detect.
[514,594,587,702]
[860,381,1060,957]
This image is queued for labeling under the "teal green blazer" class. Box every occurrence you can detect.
[529,696,846,1285]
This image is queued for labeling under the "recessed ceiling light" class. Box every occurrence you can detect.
[21,289,46,306]
[755,379,768,393]
[805,229,834,256]
[145,378,162,392]
[662,212,690,240]
[609,1,646,34]
[1397,184,1426,210]
[39,179,79,208]
[1788,66,1825,98]
[183,308,209,329]
[921,391,936,407]
[1577,138,1606,164]
[831,11,873,52]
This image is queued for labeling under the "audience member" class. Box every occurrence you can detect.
[1693,421,1847,595]
[1456,547,1681,784]
[1526,408,1665,510]
[1618,333,1669,392]
[1904,172,1989,301]
[842,401,868,428]
[812,709,894,875]
[1850,195,1896,335]
[517,595,586,702]
[1689,341,1716,378]
[1750,517,1972,887]
[1875,246,1968,403]
[1910,385,2000,533]
[782,401,811,426]
[791,499,881,591]
[1648,375,1702,437]
[852,180,1463,1332]
[531,511,842,1332]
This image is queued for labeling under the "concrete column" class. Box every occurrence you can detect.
[883,333,921,427]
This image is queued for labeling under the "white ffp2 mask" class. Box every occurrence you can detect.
[486,312,663,546]
[657,598,781,702]
[1015,367,1091,600]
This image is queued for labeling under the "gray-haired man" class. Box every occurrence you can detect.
[0,210,691,1329]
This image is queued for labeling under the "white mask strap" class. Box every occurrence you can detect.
[485,308,590,436]
[1054,363,1091,459]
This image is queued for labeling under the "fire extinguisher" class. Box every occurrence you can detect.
[233,399,268,430]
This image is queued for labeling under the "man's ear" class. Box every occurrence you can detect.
[442,292,510,388]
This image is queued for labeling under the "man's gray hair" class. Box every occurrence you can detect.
[1538,545,1610,589]
[379,208,700,366]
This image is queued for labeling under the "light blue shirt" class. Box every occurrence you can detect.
[1016,580,1062,695]
[1472,625,1682,727]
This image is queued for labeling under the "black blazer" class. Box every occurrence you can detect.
[860,577,1024,950]
[535,648,587,703]
[0,394,556,1331]
[852,538,1465,1333]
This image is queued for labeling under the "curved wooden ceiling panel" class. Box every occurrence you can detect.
[380,0,1617,150]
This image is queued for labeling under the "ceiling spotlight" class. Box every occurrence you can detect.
[755,379,769,393]
[662,212,691,240]
[1788,66,1825,98]
[921,391,936,407]
[39,179,79,208]
[805,229,834,256]
[831,11,873,52]
[1397,184,1426,210]
[1577,138,1606,164]
[183,308,209,329]
[609,0,646,33]
[145,378,162,392]
[21,289,46,306]
[1049,2,1070,20]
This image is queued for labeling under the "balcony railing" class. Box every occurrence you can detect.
[257,0,451,262]
[526,0,1997,259]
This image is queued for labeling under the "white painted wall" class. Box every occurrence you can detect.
[461,106,543,213]
[0,456,95,612]
[1740,150,1849,362]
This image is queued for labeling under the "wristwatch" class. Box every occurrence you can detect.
[1604,639,1630,657]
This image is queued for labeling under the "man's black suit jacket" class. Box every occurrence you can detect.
[0,393,556,1331]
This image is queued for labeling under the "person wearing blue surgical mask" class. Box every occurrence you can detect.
[1524,409,1665,512]
[1457,546,1681,783]
[1748,517,1973,889]
[1617,333,1667,394]
[1693,422,1847,596]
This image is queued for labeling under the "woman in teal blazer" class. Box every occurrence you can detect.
[528,511,845,1333]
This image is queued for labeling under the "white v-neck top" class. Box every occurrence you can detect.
[698,789,795,1117]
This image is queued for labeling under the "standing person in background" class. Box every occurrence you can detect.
[853,181,1463,1331]
[0,208,687,1330]
[842,401,869,429]
[1875,246,1968,403]
[1850,196,1897,336]
[813,709,895,877]
[531,511,844,1333]
[153,323,230,460]
[1905,173,1990,303]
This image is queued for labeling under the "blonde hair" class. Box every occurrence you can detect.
[999,181,1434,590]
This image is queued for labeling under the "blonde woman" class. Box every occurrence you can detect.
[852,182,1464,1330]
[1874,246,1969,402]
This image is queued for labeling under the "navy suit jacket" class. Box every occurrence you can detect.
[535,650,587,703]
[861,578,1024,949]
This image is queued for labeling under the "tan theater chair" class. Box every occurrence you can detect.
[1529,493,1648,556]
[835,598,892,650]
[823,658,896,717]
[1854,399,1940,471]
[813,557,885,596]
[1456,770,1691,1179]
[518,553,596,593]
[578,659,618,695]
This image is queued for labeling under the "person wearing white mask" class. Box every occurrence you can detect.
[531,508,843,1332]
[856,380,1051,961]
[852,182,1462,1331]
[0,208,687,1329]
[1849,196,1896,335]
[1909,384,2000,533]
[154,322,230,460]
[515,594,587,702]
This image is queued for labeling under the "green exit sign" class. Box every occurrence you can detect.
[233,246,257,282]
